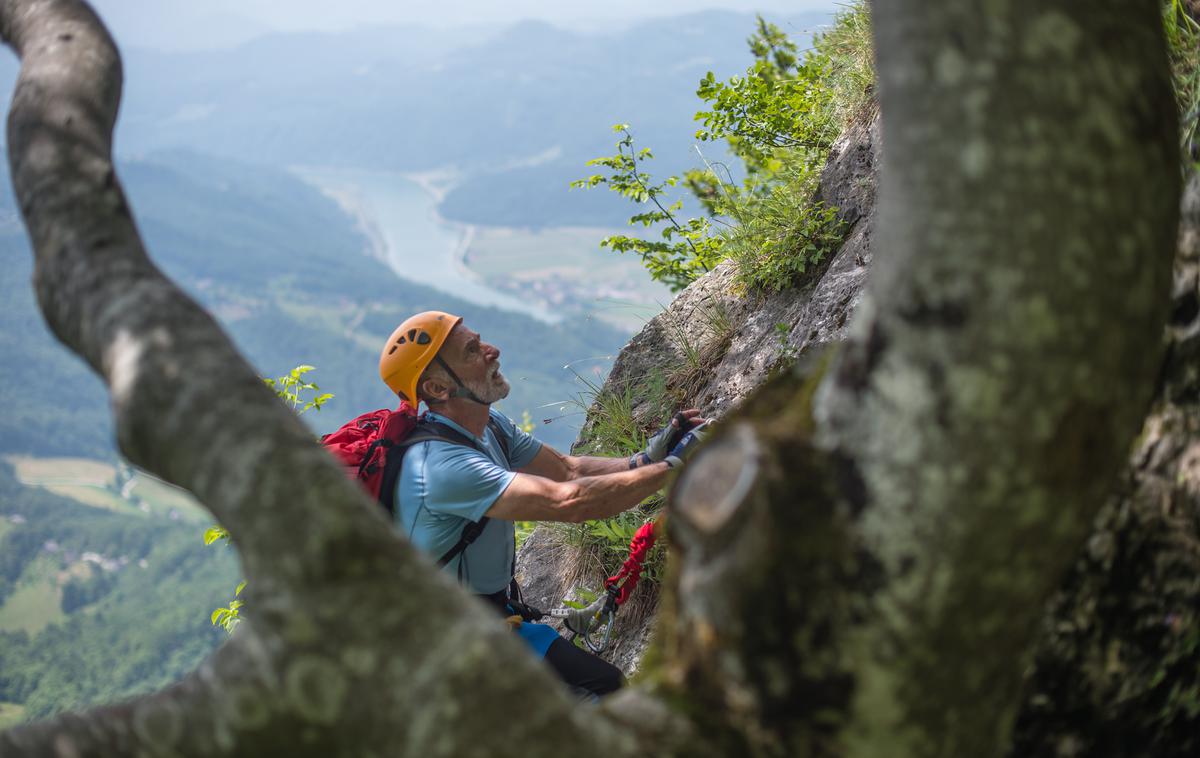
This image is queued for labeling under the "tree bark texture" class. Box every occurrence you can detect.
[811,0,1180,755]
[0,0,1183,756]
[1009,173,1200,758]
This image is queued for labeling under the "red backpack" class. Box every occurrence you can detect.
[321,402,420,511]
[321,402,509,532]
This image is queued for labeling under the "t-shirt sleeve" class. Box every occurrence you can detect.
[423,444,516,523]
[490,409,543,469]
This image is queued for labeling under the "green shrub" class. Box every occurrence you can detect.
[576,2,875,295]
[721,156,848,292]
[572,126,723,292]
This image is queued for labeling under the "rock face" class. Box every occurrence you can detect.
[515,106,883,675]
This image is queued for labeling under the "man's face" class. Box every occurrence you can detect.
[441,323,510,404]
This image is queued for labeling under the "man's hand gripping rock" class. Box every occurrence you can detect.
[630,409,708,469]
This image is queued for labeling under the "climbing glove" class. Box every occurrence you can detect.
[630,410,704,469]
[664,421,711,469]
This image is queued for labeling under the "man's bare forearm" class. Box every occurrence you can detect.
[562,462,670,522]
[569,454,646,478]
[491,454,674,523]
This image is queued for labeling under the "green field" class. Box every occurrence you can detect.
[6,456,112,485]
[126,476,208,522]
[0,554,66,635]
[463,226,673,331]
[6,456,208,524]
[0,702,26,730]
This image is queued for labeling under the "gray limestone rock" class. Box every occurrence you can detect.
[514,106,884,675]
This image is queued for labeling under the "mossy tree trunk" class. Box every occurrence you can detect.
[655,1,1180,757]
[0,0,1181,757]
[822,2,1180,752]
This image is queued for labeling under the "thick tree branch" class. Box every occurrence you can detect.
[656,2,1180,757]
[816,1,1180,755]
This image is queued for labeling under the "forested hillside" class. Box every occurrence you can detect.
[0,150,625,455]
[0,150,624,723]
[0,462,238,726]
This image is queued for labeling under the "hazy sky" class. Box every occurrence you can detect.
[88,0,842,50]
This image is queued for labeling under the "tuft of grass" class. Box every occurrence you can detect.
[1165,0,1200,164]
[722,154,848,292]
[813,0,876,132]
[570,369,669,459]
[663,297,738,402]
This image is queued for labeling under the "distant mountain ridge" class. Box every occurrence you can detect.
[0,10,830,179]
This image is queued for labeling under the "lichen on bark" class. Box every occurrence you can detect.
[815,0,1180,754]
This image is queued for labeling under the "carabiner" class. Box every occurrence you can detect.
[582,606,616,654]
[552,589,619,654]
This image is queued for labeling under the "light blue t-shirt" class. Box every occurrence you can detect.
[395,408,542,594]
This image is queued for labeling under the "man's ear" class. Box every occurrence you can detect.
[419,374,451,404]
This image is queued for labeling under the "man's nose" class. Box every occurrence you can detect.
[484,343,500,361]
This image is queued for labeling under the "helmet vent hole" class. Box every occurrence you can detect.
[416,331,432,345]
[388,345,398,355]
[397,336,406,345]
[407,329,418,341]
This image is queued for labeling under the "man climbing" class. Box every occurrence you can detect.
[379,311,708,698]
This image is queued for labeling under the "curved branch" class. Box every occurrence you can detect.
[0,1,654,755]
[0,0,396,592]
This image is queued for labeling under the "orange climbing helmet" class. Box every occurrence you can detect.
[379,311,462,402]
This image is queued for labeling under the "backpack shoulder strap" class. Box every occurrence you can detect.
[382,418,501,568]
[486,415,512,468]
[378,419,472,515]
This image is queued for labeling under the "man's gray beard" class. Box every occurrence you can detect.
[464,368,510,404]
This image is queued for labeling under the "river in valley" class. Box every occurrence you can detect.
[293,167,559,324]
